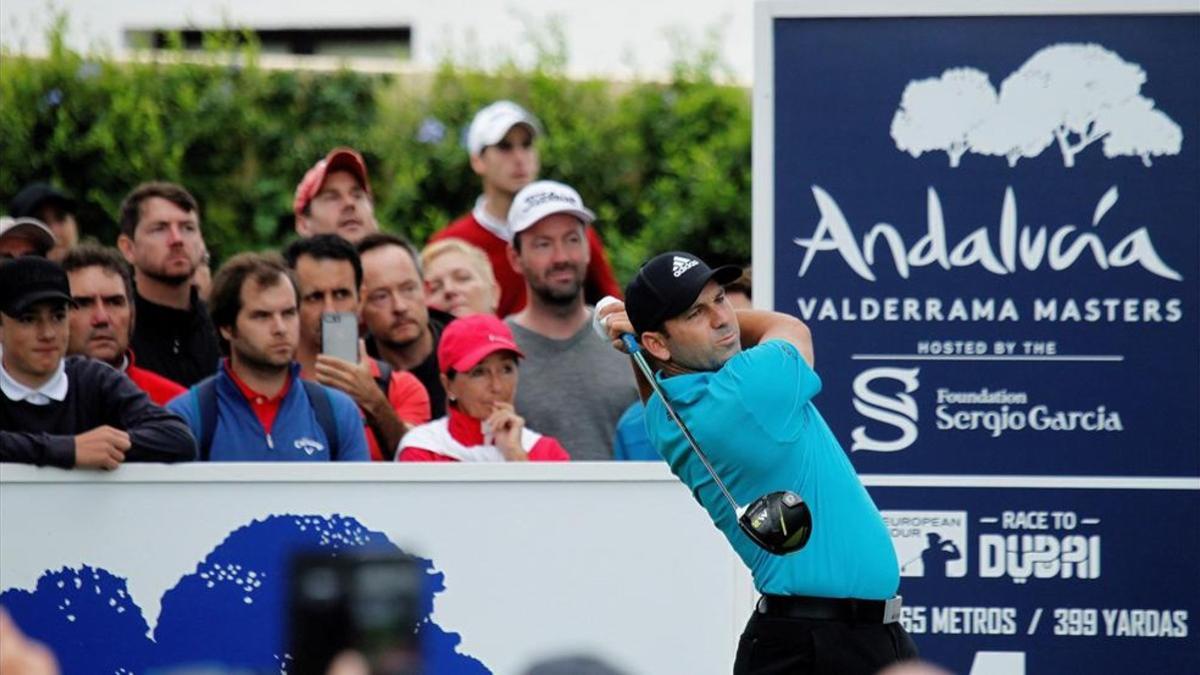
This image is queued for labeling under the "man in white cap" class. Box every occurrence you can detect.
[502,180,637,460]
[430,100,622,317]
[0,217,55,260]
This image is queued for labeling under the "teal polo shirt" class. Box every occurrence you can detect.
[645,339,899,599]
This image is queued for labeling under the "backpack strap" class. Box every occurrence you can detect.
[191,376,219,461]
[301,380,341,460]
[370,358,396,458]
[373,358,393,399]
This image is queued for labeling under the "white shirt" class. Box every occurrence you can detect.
[0,357,69,405]
[397,416,544,462]
[472,195,512,242]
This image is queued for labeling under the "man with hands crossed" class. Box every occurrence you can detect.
[0,257,196,468]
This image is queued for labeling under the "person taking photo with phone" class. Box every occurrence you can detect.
[167,252,369,461]
[284,235,431,461]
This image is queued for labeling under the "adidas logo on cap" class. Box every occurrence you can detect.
[672,255,699,277]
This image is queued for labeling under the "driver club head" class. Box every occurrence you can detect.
[736,491,813,555]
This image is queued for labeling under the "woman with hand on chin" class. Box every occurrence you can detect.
[396,314,569,462]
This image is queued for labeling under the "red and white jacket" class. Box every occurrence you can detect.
[397,405,569,462]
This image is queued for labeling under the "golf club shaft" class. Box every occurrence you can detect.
[621,334,742,513]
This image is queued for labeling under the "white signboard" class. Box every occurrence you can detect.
[0,463,754,675]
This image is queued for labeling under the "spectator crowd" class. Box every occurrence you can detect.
[2,100,750,467]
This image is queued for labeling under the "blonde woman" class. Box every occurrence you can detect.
[420,239,500,318]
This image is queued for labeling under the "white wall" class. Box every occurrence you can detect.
[0,0,754,83]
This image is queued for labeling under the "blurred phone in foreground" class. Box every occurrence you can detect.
[288,551,424,675]
[321,312,359,364]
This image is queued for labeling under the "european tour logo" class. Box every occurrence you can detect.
[793,43,1184,283]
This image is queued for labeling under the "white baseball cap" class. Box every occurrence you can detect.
[0,216,56,257]
[466,101,541,156]
[507,180,595,240]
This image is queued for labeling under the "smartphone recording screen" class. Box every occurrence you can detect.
[321,312,359,364]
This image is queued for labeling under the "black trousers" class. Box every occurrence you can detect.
[733,611,919,675]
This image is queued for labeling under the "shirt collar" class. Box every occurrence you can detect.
[223,359,294,406]
[447,404,486,446]
[472,195,512,242]
[0,356,69,405]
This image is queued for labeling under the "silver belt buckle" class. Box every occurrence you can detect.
[882,595,903,624]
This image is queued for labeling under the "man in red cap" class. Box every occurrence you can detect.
[293,147,379,245]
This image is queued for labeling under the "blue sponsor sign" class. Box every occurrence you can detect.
[765,11,1199,477]
[758,5,1200,673]
[875,485,1200,674]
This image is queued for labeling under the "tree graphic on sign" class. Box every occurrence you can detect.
[891,43,1183,168]
[890,67,997,167]
[1098,95,1183,166]
[968,73,1058,167]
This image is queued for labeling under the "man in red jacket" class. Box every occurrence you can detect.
[62,244,186,405]
[430,100,622,317]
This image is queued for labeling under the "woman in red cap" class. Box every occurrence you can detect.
[396,314,569,462]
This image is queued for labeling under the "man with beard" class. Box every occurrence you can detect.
[596,253,918,674]
[62,244,186,405]
[293,147,379,245]
[167,253,368,461]
[430,100,622,317]
[502,181,637,460]
[358,233,454,418]
[117,182,220,386]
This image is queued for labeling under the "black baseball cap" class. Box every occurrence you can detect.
[0,257,75,316]
[10,183,76,219]
[625,251,741,335]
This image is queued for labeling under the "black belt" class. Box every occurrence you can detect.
[756,594,903,624]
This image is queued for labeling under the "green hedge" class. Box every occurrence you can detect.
[0,17,751,283]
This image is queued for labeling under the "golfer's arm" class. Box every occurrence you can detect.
[736,310,814,366]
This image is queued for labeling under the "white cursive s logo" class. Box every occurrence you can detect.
[851,368,920,452]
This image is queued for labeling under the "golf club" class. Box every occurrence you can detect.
[620,334,812,555]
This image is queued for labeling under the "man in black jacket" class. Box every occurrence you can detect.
[116,182,221,386]
[0,257,196,468]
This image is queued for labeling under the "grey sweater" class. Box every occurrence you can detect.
[507,312,638,461]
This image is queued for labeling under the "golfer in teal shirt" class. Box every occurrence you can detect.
[600,251,917,675]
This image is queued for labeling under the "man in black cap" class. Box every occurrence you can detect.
[596,251,916,675]
[9,183,78,263]
[0,257,196,468]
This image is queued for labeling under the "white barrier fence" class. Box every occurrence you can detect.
[0,463,755,675]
